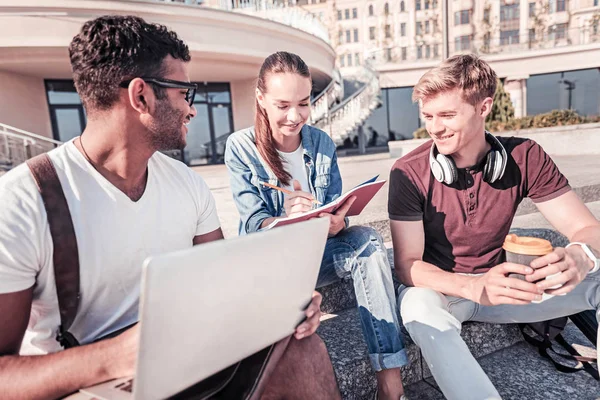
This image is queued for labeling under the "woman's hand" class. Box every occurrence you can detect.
[319,196,356,237]
[283,180,316,217]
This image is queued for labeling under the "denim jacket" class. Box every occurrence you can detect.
[224,124,343,235]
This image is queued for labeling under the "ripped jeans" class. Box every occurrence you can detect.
[317,225,407,371]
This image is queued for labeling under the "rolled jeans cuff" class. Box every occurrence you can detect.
[369,348,409,371]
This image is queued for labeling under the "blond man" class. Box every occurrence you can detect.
[388,54,600,400]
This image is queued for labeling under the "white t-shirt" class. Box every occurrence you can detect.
[0,140,221,355]
[278,144,309,193]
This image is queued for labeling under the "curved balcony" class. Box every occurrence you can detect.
[0,0,336,89]
[208,0,330,45]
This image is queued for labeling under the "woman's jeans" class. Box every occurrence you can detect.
[317,225,407,371]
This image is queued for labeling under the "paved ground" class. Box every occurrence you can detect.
[193,153,600,238]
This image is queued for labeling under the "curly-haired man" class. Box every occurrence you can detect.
[0,15,340,399]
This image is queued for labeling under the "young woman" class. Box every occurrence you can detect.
[224,52,408,400]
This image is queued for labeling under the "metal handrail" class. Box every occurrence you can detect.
[0,123,62,170]
[313,59,381,143]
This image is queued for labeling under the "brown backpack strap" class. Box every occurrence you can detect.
[27,153,81,348]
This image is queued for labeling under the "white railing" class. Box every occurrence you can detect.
[310,68,344,124]
[211,0,330,44]
[0,123,62,170]
[313,61,381,144]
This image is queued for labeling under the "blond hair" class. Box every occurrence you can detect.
[412,54,497,106]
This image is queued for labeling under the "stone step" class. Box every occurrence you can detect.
[318,307,524,400]
[403,322,599,400]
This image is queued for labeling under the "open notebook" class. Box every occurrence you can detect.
[265,175,386,229]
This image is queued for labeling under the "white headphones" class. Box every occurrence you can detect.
[429,132,508,185]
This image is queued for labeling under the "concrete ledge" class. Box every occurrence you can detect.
[318,307,523,400]
[389,123,600,159]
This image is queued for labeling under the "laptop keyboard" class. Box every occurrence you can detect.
[116,378,134,393]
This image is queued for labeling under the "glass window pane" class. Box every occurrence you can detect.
[206,83,231,103]
[55,108,83,142]
[185,103,212,165]
[211,105,232,162]
[46,81,81,105]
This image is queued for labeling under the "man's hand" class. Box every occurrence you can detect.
[295,291,322,340]
[106,324,139,379]
[283,180,315,217]
[318,196,356,237]
[527,247,594,296]
[465,263,542,306]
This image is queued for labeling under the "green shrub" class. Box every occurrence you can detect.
[413,126,429,139]
[486,80,515,124]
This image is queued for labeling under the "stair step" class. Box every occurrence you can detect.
[404,322,598,400]
[318,307,524,400]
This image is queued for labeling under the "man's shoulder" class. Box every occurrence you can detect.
[497,136,541,163]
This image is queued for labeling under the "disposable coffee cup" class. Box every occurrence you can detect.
[502,234,560,302]
[503,234,553,266]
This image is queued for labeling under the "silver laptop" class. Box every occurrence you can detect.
[77,218,329,400]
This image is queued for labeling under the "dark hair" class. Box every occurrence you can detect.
[69,15,191,112]
[255,52,311,186]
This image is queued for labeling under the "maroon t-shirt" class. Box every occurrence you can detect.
[388,136,570,274]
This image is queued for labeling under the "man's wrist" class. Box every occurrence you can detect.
[566,243,599,273]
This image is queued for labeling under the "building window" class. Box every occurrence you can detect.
[416,0,421,11]
[455,10,470,26]
[528,2,536,17]
[432,0,438,8]
[346,30,351,43]
[425,20,430,33]
[338,30,343,43]
[386,48,392,62]
[484,32,491,49]
[354,28,359,42]
[347,53,353,67]
[355,53,360,65]
[595,0,598,6]
[528,28,536,45]
[340,55,345,67]
[433,19,439,33]
[500,29,520,45]
[434,44,439,57]
[500,4,519,21]
[337,10,342,20]
[417,45,423,59]
[369,26,376,40]
[352,7,358,18]
[416,22,422,35]
[483,8,490,23]
[385,24,392,38]
[401,22,406,36]
[400,1,405,12]
[425,0,430,9]
[454,35,471,51]
[426,44,431,58]
[549,23,568,40]
[344,9,350,19]
[401,47,407,60]
[549,0,567,13]
[368,4,374,16]
[45,80,85,142]
[384,2,389,14]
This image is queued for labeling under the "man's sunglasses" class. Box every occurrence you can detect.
[119,77,197,106]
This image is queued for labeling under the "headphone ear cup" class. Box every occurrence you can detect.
[483,150,495,182]
[436,153,457,185]
[491,150,504,183]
